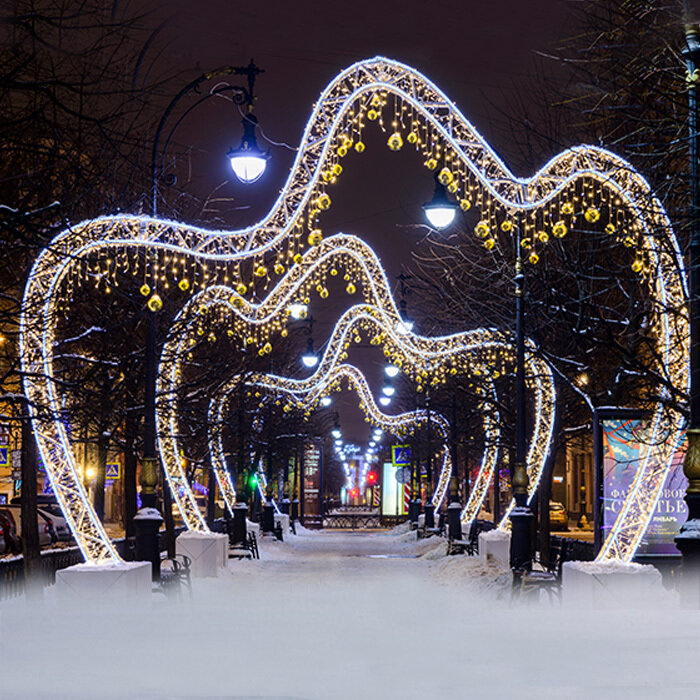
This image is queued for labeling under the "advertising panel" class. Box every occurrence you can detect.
[602,418,686,556]
[302,440,323,527]
[382,462,408,516]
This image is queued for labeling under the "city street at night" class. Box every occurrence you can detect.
[4,2,700,698]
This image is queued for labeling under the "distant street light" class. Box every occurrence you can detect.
[384,364,400,378]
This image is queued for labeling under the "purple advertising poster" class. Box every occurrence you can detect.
[602,418,686,555]
[302,440,322,527]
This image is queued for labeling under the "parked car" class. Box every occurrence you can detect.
[10,496,72,541]
[549,501,569,531]
[3,504,54,546]
[0,508,22,555]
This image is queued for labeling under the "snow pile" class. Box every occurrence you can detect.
[479,527,510,542]
[1,527,695,700]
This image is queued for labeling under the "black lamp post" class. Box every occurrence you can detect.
[676,22,700,605]
[422,180,532,571]
[135,62,269,576]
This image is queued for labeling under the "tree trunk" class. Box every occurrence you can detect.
[21,402,41,593]
[161,466,176,558]
[123,411,138,544]
[94,432,107,522]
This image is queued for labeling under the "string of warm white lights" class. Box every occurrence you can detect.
[158,258,555,524]
[20,56,685,563]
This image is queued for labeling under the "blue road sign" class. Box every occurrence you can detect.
[105,463,120,480]
[391,445,411,466]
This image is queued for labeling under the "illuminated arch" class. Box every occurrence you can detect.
[21,56,685,563]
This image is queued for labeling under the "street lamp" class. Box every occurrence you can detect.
[228,112,269,184]
[301,339,319,368]
[422,173,458,230]
[422,178,532,572]
[385,364,400,378]
[676,21,700,604]
[141,62,271,573]
[288,302,308,319]
[320,396,332,407]
[382,384,395,397]
[379,396,391,407]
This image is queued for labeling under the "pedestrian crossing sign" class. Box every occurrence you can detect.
[105,463,120,480]
[391,445,411,466]
[0,446,8,468]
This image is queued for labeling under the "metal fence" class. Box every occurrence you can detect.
[0,526,186,602]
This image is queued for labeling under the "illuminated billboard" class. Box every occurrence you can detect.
[382,462,408,516]
[602,418,686,556]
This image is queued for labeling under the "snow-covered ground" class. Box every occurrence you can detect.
[1,525,699,699]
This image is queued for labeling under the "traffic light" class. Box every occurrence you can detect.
[249,473,258,489]
[367,471,377,485]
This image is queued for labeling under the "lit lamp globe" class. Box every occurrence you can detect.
[228,113,270,184]
[384,364,400,378]
[395,318,414,335]
[301,351,318,368]
[422,175,457,230]
[301,337,318,368]
[382,384,395,397]
[379,396,392,407]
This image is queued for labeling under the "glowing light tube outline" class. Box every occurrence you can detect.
[20,56,685,563]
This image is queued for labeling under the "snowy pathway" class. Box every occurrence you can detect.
[1,526,700,699]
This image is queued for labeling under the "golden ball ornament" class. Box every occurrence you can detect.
[147,293,163,312]
[552,221,567,238]
[561,202,574,215]
[474,221,490,238]
[438,168,453,185]
[584,207,601,223]
[387,132,403,151]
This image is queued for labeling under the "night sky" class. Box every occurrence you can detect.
[144,0,576,443]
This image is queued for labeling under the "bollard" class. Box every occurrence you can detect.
[424,503,435,529]
[262,496,275,535]
[232,501,248,545]
[448,501,462,540]
[133,507,163,581]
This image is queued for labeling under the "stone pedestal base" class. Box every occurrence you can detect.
[55,561,151,600]
[479,529,511,569]
[562,560,662,608]
[176,532,228,578]
[274,513,290,537]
